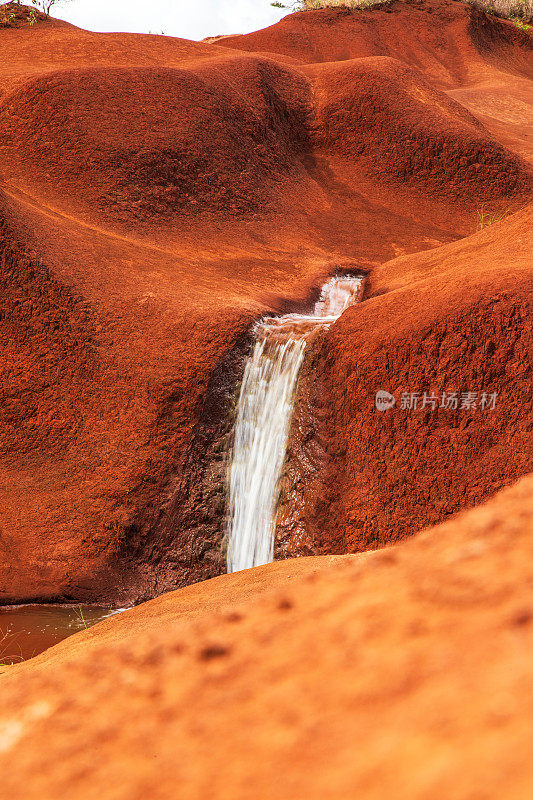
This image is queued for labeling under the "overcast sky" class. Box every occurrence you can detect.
[55,0,290,41]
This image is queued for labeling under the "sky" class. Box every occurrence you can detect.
[54,0,290,41]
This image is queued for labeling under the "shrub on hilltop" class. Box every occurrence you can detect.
[0,0,73,27]
[0,2,43,26]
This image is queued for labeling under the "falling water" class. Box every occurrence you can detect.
[226,275,363,573]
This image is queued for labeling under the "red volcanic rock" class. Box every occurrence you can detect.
[0,57,312,225]
[292,204,532,556]
[0,1,531,601]
[1,475,533,799]
[0,190,255,602]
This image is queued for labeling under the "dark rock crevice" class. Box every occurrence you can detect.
[108,327,255,604]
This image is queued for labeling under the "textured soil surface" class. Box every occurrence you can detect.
[2,475,533,799]
[1,5,532,791]
[283,203,532,556]
[0,0,531,603]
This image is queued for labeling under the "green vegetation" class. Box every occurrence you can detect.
[0,0,74,25]
[476,205,511,231]
[511,16,532,28]
[467,0,533,22]
[76,605,89,630]
[0,4,17,26]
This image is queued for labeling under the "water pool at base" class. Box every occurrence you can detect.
[0,605,120,664]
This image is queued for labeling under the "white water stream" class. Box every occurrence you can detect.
[226,275,363,573]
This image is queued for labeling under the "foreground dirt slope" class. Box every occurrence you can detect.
[2,474,533,799]
[14,554,356,668]
[287,204,532,556]
[0,2,531,601]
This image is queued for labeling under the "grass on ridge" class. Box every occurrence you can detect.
[467,0,533,23]
[476,205,511,231]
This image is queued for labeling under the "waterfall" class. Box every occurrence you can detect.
[226,275,363,573]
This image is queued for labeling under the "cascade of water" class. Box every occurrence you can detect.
[226,275,363,573]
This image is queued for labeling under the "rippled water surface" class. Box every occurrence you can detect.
[0,605,118,664]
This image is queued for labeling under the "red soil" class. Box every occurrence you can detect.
[223,0,533,159]
[2,474,533,799]
[221,0,533,86]
[0,1,531,601]
[292,203,532,555]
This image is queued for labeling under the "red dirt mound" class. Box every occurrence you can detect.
[221,0,532,85]
[305,55,530,202]
[3,46,528,238]
[0,2,46,27]
[1,178,286,603]
[2,474,533,799]
[221,0,533,162]
[0,1,531,602]
[0,56,312,226]
[0,6,229,91]
[286,203,532,556]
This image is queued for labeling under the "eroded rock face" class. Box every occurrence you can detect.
[2,475,533,799]
[0,0,531,601]
[279,205,533,556]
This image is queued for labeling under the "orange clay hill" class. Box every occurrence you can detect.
[0,0,531,605]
